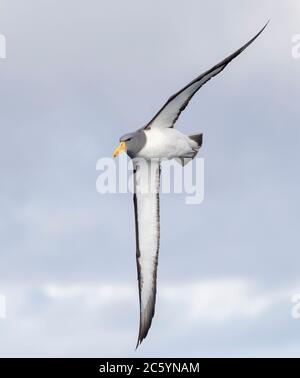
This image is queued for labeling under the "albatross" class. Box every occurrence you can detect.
[113,22,268,348]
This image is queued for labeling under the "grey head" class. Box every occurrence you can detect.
[120,130,146,158]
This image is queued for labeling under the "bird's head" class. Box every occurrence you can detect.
[113,130,146,159]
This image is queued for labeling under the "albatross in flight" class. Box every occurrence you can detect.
[113,22,268,348]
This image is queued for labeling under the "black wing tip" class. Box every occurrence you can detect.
[135,327,148,350]
[135,325,152,350]
[135,293,157,350]
[250,20,270,43]
[135,314,155,350]
[135,336,144,350]
[205,20,270,83]
[263,19,271,29]
[135,325,145,350]
[144,20,270,130]
[224,19,271,64]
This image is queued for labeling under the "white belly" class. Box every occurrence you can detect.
[137,128,196,159]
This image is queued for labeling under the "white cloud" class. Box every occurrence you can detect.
[161,279,276,321]
[43,278,289,323]
[0,278,299,356]
[44,283,134,303]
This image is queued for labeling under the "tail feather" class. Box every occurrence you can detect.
[176,133,203,166]
[189,133,203,148]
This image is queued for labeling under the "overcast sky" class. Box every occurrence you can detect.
[0,0,300,357]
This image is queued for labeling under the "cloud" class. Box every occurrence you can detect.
[43,278,291,324]
[0,278,299,356]
[44,283,134,303]
[161,279,277,321]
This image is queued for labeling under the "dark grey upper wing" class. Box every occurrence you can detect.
[145,22,269,130]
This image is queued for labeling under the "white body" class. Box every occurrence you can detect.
[137,128,198,159]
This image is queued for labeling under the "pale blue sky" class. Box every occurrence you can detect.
[0,0,300,357]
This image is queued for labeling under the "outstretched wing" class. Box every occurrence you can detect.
[133,159,161,348]
[145,22,269,130]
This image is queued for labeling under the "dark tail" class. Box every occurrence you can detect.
[189,133,203,148]
[177,133,203,166]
